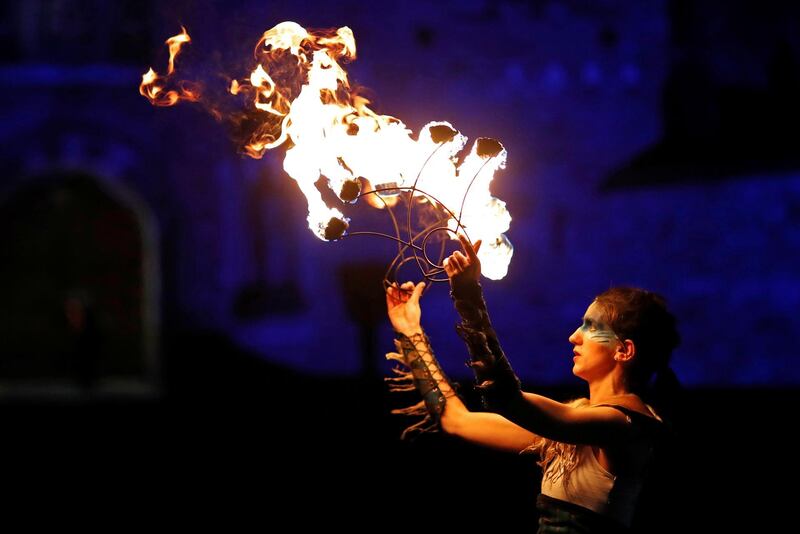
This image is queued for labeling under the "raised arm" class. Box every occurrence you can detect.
[443,237,636,448]
[443,235,523,411]
[385,281,540,453]
[441,400,542,454]
[507,393,638,448]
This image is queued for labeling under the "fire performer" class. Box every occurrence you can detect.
[385,234,680,533]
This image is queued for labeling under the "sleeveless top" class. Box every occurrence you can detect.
[540,403,664,528]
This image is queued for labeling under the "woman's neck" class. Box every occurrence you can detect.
[588,373,632,404]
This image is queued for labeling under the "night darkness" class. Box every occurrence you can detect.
[1,0,797,529]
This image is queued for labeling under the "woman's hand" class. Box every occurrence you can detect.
[444,234,482,292]
[386,281,426,336]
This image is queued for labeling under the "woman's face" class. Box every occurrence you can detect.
[568,300,622,381]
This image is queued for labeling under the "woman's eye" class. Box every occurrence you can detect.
[581,320,597,332]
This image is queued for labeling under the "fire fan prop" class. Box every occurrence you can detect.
[141,22,514,284]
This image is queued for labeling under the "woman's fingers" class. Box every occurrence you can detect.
[409,281,426,303]
[386,281,416,301]
[387,280,426,309]
[393,281,409,298]
[386,287,397,308]
[386,282,407,305]
[387,284,401,303]
[453,251,468,269]
[458,234,480,262]
[444,255,462,276]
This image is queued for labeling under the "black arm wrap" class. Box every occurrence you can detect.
[385,332,458,439]
[451,281,522,411]
[397,333,447,421]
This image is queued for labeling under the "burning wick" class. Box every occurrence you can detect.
[140,21,514,280]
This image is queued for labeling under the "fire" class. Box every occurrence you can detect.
[141,22,514,279]
[139,27,200,107]
[166,27,191,75]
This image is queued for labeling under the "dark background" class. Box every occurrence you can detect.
[1,0,796,529]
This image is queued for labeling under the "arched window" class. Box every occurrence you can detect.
[0,171,159,397]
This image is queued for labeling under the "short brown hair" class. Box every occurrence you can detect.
[594,287,680,391]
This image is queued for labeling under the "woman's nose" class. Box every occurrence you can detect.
[568,327,581,344]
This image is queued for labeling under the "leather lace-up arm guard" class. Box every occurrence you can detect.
[385,331,459,440]
[451,280,522,412]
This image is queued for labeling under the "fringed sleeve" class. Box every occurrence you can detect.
[385,333,460,440]
[450,282,522,412]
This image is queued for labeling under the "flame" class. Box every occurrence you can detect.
[141,22,514,279]
[166,26,191,74]
[139,27,200,106]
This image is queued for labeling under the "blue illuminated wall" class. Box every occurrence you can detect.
[1,0,797,390]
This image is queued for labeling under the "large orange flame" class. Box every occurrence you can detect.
[141,22,514,279]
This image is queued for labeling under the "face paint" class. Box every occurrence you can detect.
[578,301,622,345]
[579,317,618,344]
[570,301,625,381]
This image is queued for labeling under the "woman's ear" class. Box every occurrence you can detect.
[614,339,636,363]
